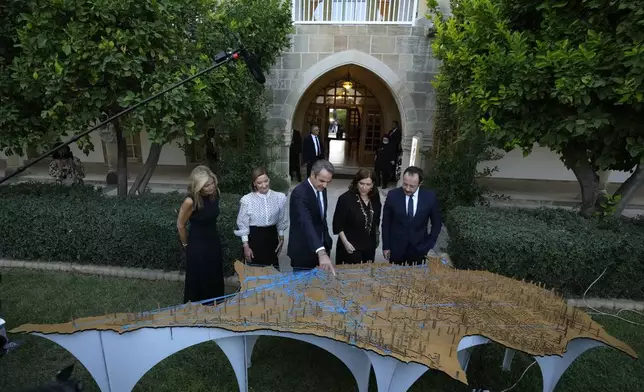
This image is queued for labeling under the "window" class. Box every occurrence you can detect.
[293,0,417,23]
[314,80,378,107]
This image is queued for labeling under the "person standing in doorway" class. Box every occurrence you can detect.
[289,129,303,182]
[374,135,397,189]
[381,166,442,265]
[287,159,336,275]
[176,166,225,304]
[302,125,325,177]
[387,120,402,183]
[234,167,288,269]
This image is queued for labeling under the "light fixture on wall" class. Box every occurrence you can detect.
[342,66,353,90]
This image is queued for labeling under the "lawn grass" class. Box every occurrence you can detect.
[1,268,642,392]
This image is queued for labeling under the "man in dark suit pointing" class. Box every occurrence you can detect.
[381,166,442,265]
[287,159,336,275]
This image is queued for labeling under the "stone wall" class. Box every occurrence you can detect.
[264,24,437,176]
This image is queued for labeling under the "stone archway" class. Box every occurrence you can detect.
[282,50,414,146]
[280,50,417,181]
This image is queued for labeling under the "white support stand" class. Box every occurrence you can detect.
[457,335,490,372]
[533,338,607,392]
[502,348,516,371]
[30,330,611,392]
[244,335,259,368]
[243,330,371,392]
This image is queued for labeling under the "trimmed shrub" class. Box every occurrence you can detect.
[446,206,644,300]
[0,183,242,276]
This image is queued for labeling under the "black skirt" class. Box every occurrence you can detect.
[244,225,279,268]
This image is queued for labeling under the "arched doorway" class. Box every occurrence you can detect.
[292,65,401,173]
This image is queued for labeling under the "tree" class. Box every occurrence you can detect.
[0,0,53,159]
[430,0,644,217]
[3,0,292,195]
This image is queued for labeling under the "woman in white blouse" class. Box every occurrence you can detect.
[234,167,289,268]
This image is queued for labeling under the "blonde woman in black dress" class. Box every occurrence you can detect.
[176,165,225,304]
[332,169,381,264]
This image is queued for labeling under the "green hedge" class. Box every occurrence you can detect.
[446,206,644,300]
[0,183,242,276]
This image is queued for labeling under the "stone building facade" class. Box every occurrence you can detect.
[264,23,437,178]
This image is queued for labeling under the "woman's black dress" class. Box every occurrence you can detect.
[332,190,381,264]
[183,196,225,304]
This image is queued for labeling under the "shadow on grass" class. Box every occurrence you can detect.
[1,269,642,392]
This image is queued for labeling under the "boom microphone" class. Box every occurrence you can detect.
[238,48,266,85]
[0,47,247,186]
[224,28,266,85]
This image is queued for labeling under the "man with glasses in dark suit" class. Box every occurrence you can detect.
[381,166,442,265]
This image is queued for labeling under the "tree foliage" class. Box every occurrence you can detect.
[1,0,292,193]
[430,0,644,216]
[426,82,504,215]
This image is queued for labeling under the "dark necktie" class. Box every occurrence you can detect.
[314,136,320,156]
[407,195,414,219]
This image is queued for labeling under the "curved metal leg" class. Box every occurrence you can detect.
[502,348,516,371]
[534,338,606,392]
[366,352,399,391]
[36,331,111,392]
[387,361,430,392]
[366,351,429,392]
[244,335,259,368]
[293,334,372,392]
[457,335,490,372]
[216,336,250,392]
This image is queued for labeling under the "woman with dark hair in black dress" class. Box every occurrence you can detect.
[332,169,381,264]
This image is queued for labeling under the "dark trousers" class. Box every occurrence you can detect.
[390,251,426,266]
[336,248,377,265]
[289,154,301,182]
[376,165,392,188]
[244,225,279,269]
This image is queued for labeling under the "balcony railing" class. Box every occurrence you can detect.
[292,0,418,24]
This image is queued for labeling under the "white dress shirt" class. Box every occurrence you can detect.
[405,187,419,217]
[234,189,288,243]
[312,134,321,156]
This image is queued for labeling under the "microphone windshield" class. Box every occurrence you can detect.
[240,49,266,84]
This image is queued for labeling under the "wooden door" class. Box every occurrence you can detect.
[359,108,383,166]
[347,108,361,162]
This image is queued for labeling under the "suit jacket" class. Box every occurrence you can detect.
[381,187,442,261]
[302,133,324,163]
[387,127,402,154]
[287,180,333,269]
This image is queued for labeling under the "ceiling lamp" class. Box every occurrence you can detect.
[342,66,353,90]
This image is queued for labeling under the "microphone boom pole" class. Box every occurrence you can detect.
[0,49,245,186]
